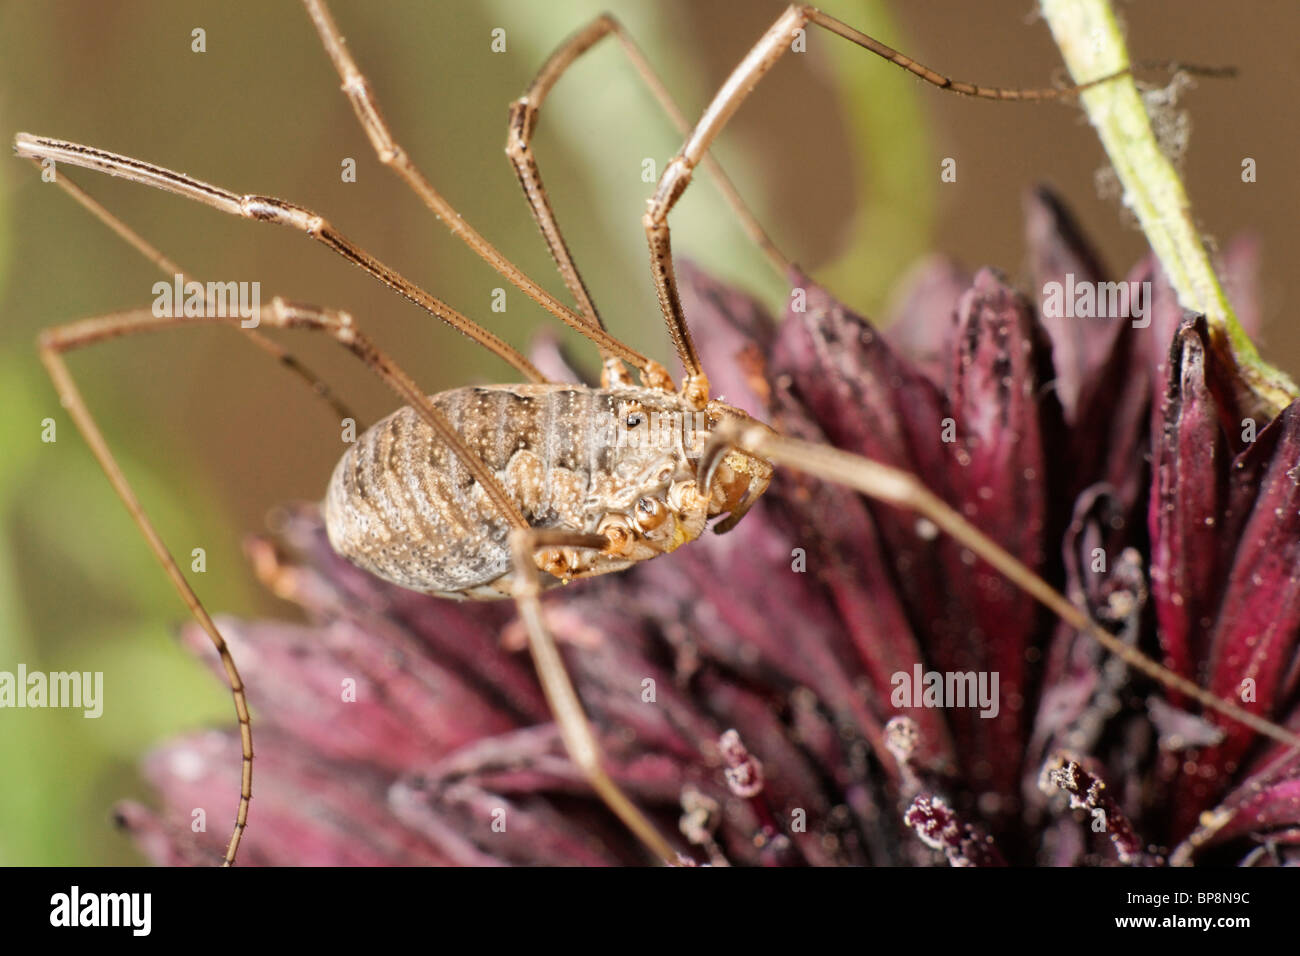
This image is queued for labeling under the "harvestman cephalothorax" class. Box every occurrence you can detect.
[16,1,1298,865]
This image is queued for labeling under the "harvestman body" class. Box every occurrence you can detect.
[18,1,1298,866]
[325,385,771,599]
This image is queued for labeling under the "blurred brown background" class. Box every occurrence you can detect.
[0,0,1294,863]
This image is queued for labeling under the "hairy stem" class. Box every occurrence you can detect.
[1040,0,1297,416]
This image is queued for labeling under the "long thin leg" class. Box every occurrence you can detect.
[642,3,1133,405]
[505,14,792,386]
[706,420,1300,751]
[298,0,669,387]
[42,315,256,867]
[50,301,530,534]
[15,133,546,385]
[35,162,363,428]
[508,529,679,864]
[40,296,536,863]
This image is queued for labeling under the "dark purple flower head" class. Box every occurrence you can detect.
[117,188,1300,866]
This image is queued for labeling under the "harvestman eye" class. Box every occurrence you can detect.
[19,0,1296,870]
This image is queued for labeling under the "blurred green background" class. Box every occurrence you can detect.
[0,1,1295,864]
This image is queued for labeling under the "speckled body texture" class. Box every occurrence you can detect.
[324,383,715,599]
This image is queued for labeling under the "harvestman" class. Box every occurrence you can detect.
[17,1,1298,866]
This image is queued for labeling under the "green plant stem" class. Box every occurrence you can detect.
[1040,0,1296,416]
